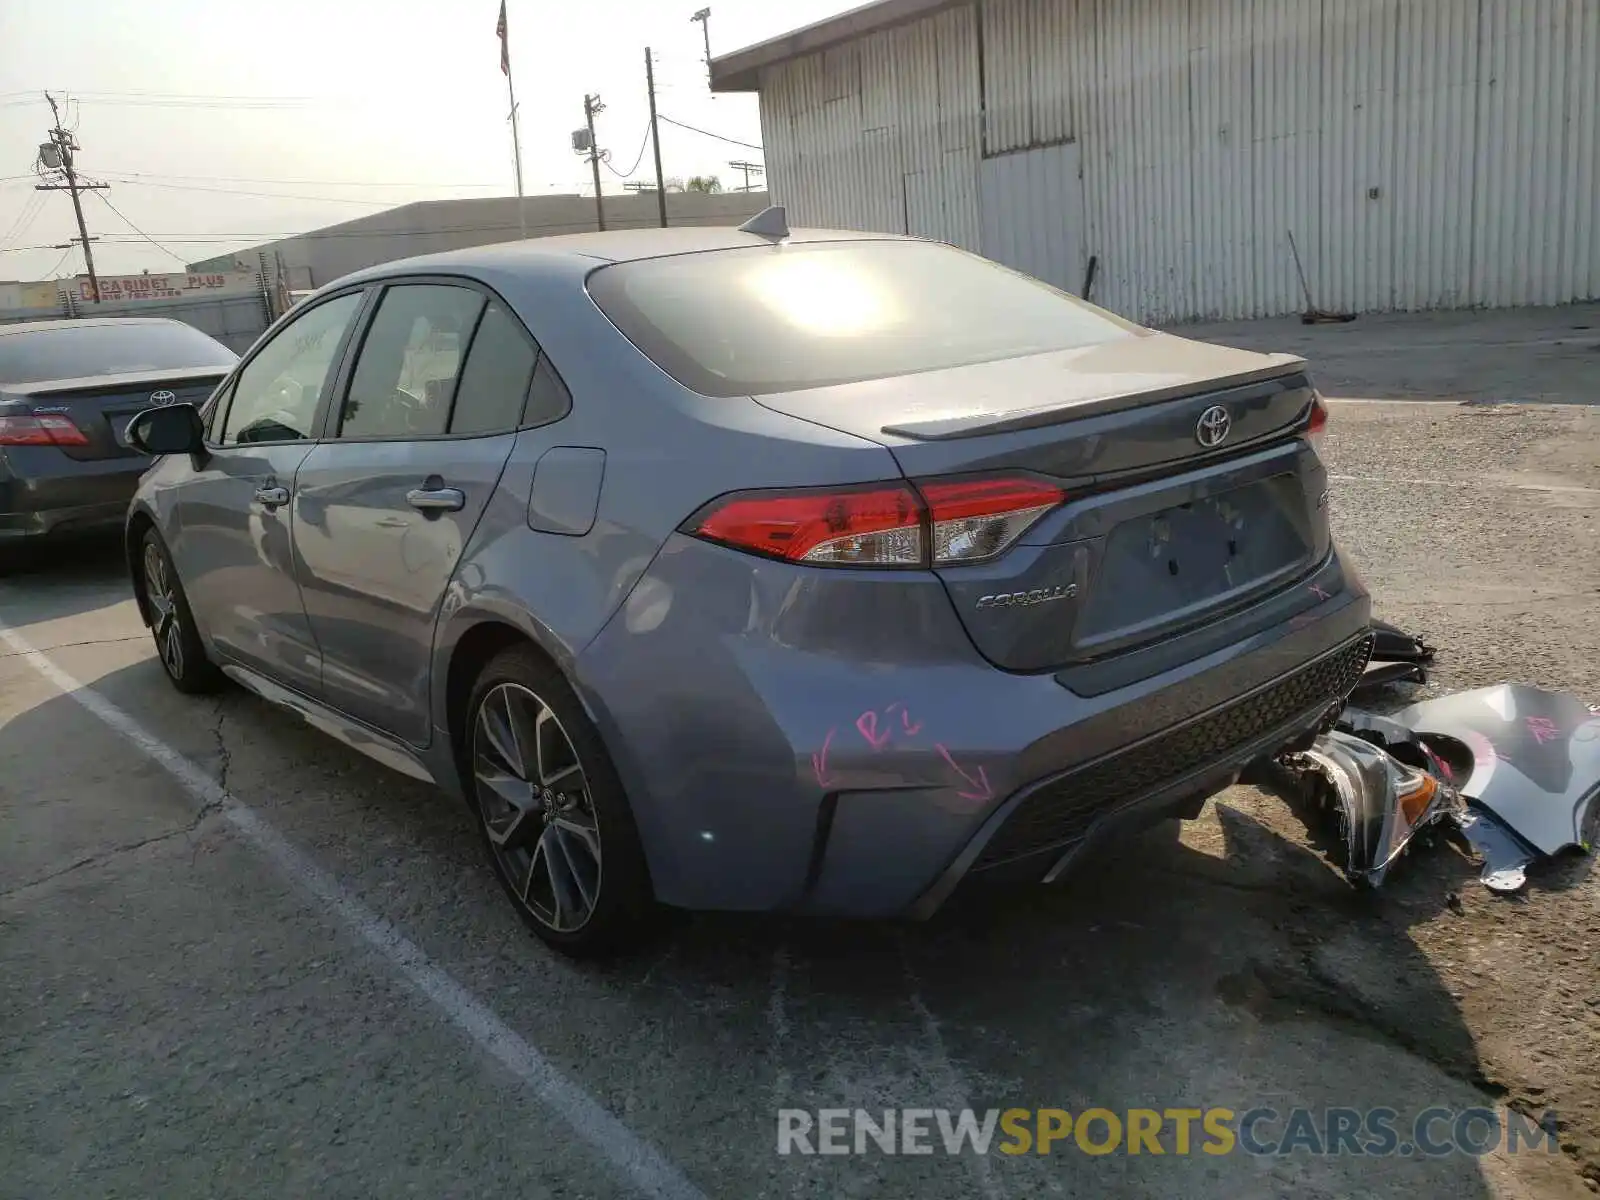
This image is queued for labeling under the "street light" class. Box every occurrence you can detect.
[690,8,712,87]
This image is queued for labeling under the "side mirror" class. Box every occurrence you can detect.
[127,402,206,457]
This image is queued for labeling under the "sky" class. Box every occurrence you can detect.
[0,0,858,283]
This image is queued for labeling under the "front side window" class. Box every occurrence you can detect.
[220,292,363,445]
[339,284,485,439]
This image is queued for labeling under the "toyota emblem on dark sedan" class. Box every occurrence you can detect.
[149,390,178,407]
[1195,405,1231,448]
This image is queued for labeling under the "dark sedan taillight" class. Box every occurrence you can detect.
[1306,393,1329,452]
[0,414,90,446]
[685,474,1065,568]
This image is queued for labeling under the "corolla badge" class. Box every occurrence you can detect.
[975,583,1078,611]
[149,389,178,406]
[1195,404,1231,448]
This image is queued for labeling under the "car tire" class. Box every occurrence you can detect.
[464,644,658,958]
[139,528,224,695]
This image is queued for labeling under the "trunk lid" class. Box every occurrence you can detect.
[751,331,1310,479]
[4,367,227,462]
[753,332,1328,672]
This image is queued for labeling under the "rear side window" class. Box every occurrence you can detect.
[586,239,1141,397]
[524,355,572,428]
[449,301,538,435]
[340,284,484,439]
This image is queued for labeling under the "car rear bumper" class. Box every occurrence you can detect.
[576,533,1372,917]
[0,448,144,540]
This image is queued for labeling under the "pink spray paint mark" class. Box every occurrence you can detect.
[1526,716,1559,745]
[935,743,994,803]
[856,710,892,751]
[811,727,838,787]
[1307,584,1331,601]
[885,702,923,737]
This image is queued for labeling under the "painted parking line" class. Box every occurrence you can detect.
[0,618,708,1200]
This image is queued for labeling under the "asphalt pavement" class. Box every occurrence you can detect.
[3,307,1598,1200]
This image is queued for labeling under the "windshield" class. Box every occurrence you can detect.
[0,321,238,385]
[586,239,1142,397]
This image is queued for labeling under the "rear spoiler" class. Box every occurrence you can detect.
[879,360,1310,442]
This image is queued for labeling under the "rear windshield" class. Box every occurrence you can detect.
[0,321,237,385]
[586,239,1141,397]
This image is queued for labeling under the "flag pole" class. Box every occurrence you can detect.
[499,1,527,239]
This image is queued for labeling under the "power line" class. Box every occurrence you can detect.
[35,245,74,279]
[62,93,319,110]
[91,191,189,266]
[0,193,48,250]
[93,169,505,189]
[97,176,408,206]
[602,123,655,179]
[54,211,661,247]
[658,115,762,151]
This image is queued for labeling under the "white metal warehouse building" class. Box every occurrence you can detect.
[711,0,1600,325]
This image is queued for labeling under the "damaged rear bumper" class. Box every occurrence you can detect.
[907,630,1375,917]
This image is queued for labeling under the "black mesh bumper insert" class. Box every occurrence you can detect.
[973,634,1374,871]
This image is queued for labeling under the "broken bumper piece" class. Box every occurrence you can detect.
[1288,684,1600,893]
[1349,617,1437,700]
[1392,684,1600,858]
[1279,729,1459,886]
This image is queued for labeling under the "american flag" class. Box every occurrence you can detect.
[496,0,510,75]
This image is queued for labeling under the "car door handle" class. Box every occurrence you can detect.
[406,486,465,512]
[253,485,290,508]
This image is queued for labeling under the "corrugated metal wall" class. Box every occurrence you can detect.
[755,0,1600,324]
[978,141,1086,293]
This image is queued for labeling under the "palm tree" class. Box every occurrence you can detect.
[684,175,723,194]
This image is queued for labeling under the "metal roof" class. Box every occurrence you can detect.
[710,0,962,91]
[328,224,909,287]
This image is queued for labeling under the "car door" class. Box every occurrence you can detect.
[174,289,368,696]
[291,279,541,746]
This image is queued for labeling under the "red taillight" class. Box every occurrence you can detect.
[0,414,89,446]
[1306,394,1329,448]
[917,476,1066,564]
[692,483,925,565]
[686,474,1064,568]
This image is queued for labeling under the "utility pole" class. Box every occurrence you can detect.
[644,49,668,228]
[583,94,606,232]
[690,9,713,88]
[36,93,108,303]
[728,159,764,192]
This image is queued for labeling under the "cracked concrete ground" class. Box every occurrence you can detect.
[2,305,1597,1198]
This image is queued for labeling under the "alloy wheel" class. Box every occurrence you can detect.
[472,682,603,933]
[143,542,185,679]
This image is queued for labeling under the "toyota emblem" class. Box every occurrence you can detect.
[149,389,178,407]
[1195,405,1231,448]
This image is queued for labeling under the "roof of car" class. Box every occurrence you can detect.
[0,316,192,337]
[335,224,914,288]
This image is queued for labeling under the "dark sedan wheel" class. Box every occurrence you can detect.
[465,646,655,957]
[140,528,223,694]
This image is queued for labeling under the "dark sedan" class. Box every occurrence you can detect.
[0,317,236,556]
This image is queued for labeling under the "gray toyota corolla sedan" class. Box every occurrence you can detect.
[123,212,1372,955]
